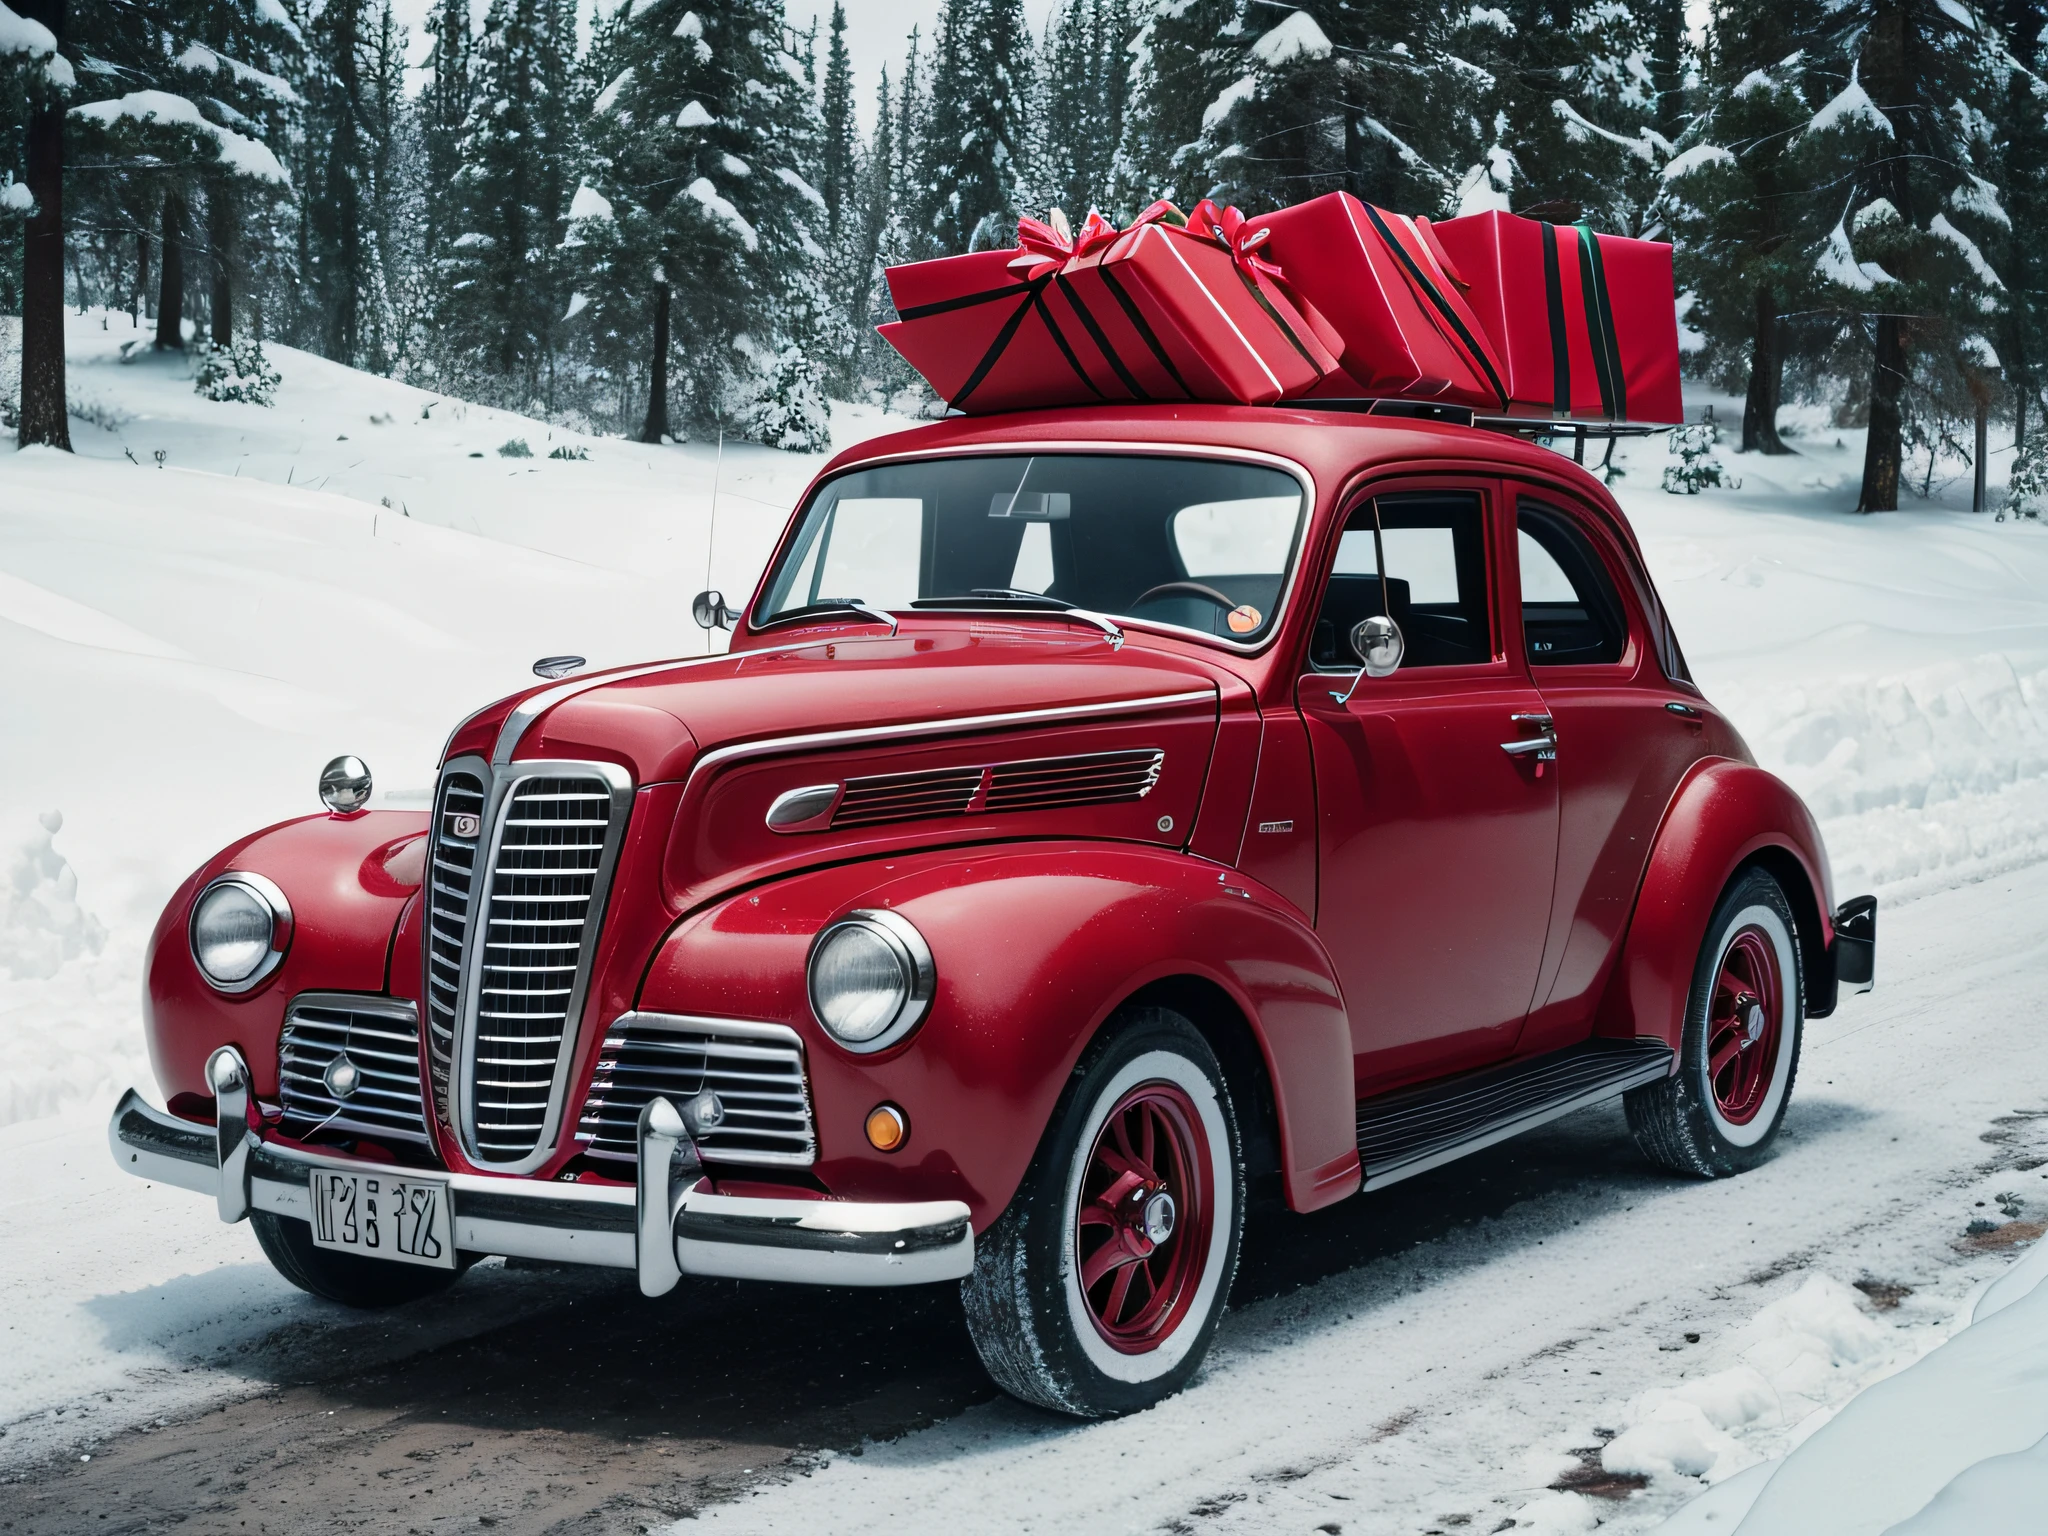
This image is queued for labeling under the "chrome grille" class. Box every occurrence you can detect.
[831,764,983,829]
[577,1014,816,1167]
[469,774,617,1159]
[984,749,1163,812]
[278,994,431,1149]
[424,768,485,1117]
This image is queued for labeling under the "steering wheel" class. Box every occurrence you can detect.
[1131,580,1238,611]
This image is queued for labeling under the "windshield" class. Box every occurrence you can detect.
[756,454,1307,646]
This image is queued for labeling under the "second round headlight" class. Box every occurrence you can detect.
[807,909,934,1052]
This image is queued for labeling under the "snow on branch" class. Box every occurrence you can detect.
[1951,174,2010,229]
[1251,11,1332,67]
[0,1,75,90]
[567,182,613,223]
[1461,7,1515,36]
[676,99,715,128]
[1816,219,1892,291]
[71,90,291,186]
[1929,212,2005,289]
[1802,67,1892,139]
[1662,144,1736,180]
[174,42,301,106]
[1202,74,1257,132]
[592,68,632,114]
[687,177,758,250]
[774,165,826,212]
[1551,98,1658,162]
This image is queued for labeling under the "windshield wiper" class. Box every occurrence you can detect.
[753,599,898,636]
[909,591,1124,648]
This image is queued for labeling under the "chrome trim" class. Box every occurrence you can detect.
[635,1096,692,1297]
[278,992,433,1149]
[433,757,637,1174]
[807,909,936,1055]
[755,440,1318,658]
[207,1046,252,1223]
[682,689,1216,799]
[109,1094,972,1286]
[766,782,844,833]
[577,1013,817,1168]
[188,871,292,995]
[491,659,695,767]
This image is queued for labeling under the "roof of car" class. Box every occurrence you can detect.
[821,402,1626,524]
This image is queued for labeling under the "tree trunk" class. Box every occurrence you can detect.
[1973,389,1989,512]
[640,282,671,444]
[1741,283,1788,454]
[156,194,187,350]
[18,44,71,452]
[209,184,234,347]
[135,227,150,326]
[1858,313,1905,511]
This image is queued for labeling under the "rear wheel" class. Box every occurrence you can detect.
[1626,867,1803,1177]
[251,1210,470,1307]
[962,1009,1244,1418]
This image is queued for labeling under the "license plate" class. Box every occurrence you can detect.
[306,1169,456,1269]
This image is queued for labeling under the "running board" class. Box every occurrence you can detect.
[1356,1038,1674,1191]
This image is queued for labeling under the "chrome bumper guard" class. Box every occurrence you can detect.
[108,1056,972,1292]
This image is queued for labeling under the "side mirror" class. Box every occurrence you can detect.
[692,589,737,631]
[1351,614,1404,678]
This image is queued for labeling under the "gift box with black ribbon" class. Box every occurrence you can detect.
[878,201,1344,414]
[1244,192,1511,412]
[1429,210,1684,425]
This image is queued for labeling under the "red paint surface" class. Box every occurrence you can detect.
[138,404,1835,1230]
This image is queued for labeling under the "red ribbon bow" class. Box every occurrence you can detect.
[1010,207,1123,278]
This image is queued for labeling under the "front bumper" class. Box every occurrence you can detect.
[108,1059,973,1292]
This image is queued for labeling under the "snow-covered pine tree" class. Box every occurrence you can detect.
[442,0,580,406]
[1986,0,2045,453]
[1116,0,1243,210]
[923,0,1030,253]
[568,1,829,444]
[1,0,74,447]
[420,0,470,275]
[819,2,854,245]
[1661,0,1834,452]
[1031,0,1136,219]
[1802,0,2014,509]
[65,0,299,352]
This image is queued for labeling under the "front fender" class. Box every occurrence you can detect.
[639,843,1358,1230]
[143,811,428,1111]
[1598,758,1835,1050]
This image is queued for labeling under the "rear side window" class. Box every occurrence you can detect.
[1518,504,1628,666]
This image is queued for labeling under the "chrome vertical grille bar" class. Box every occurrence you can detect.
[423,765,485,1127]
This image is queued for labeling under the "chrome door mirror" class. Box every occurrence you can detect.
[692,589,736,631]
[1351,614,1405,678]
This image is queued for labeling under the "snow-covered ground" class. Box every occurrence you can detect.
[5,313,2048,1529]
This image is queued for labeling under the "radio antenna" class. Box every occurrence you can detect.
[703,427,723,652]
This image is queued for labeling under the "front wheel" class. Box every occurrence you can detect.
[962,1008,1244,1418]
[251,1210,471,1307]
[1626,867,1804,1177]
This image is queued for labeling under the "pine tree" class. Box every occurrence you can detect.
[442,0,579,405]
[820,3,855,246]
[1663,0,1834,452]
[1033,0,1137,218]
[2,0,74,448]
[924,0,1030,253]
[420,0,470,272]
[1116,0,1241,209]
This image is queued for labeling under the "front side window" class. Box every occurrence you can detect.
[1310,491,1494,670]
[757,454,1307,645]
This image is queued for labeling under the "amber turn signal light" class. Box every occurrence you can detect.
[865,1104,908,1152]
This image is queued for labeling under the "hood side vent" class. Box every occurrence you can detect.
[984,749,1164,813]
[830,765,983,829]
[826,749,1164,831]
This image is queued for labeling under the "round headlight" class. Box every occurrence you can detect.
[807,909,934,1052]
[189,873,291,993]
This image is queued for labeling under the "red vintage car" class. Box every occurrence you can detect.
[112,403,1875,1417]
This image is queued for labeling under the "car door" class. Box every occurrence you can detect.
[1513,493,1715,1055]
[1298,484,1560,1096]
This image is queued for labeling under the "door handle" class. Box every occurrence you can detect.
[1664,700,1704,719]
[1501,713,1557,761]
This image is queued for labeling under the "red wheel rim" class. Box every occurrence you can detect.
[1707,926,1783,1125]
[1073,1081,1214,1354]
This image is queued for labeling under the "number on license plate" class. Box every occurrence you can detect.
[306,1169,456,1269]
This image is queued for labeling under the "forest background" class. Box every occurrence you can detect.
[2,0,2044,511]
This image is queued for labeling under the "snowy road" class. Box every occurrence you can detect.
[5,859,2047,1533]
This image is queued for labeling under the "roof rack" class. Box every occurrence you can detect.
[1471,416,1670,465]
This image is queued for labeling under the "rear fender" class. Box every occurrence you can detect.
[639,843,1359,1230]
[1598,759,1835,1050]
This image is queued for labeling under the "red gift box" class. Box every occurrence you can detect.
[1429,211,1684,425]
[878,201,1343,413]
[1244,192,1510,411]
